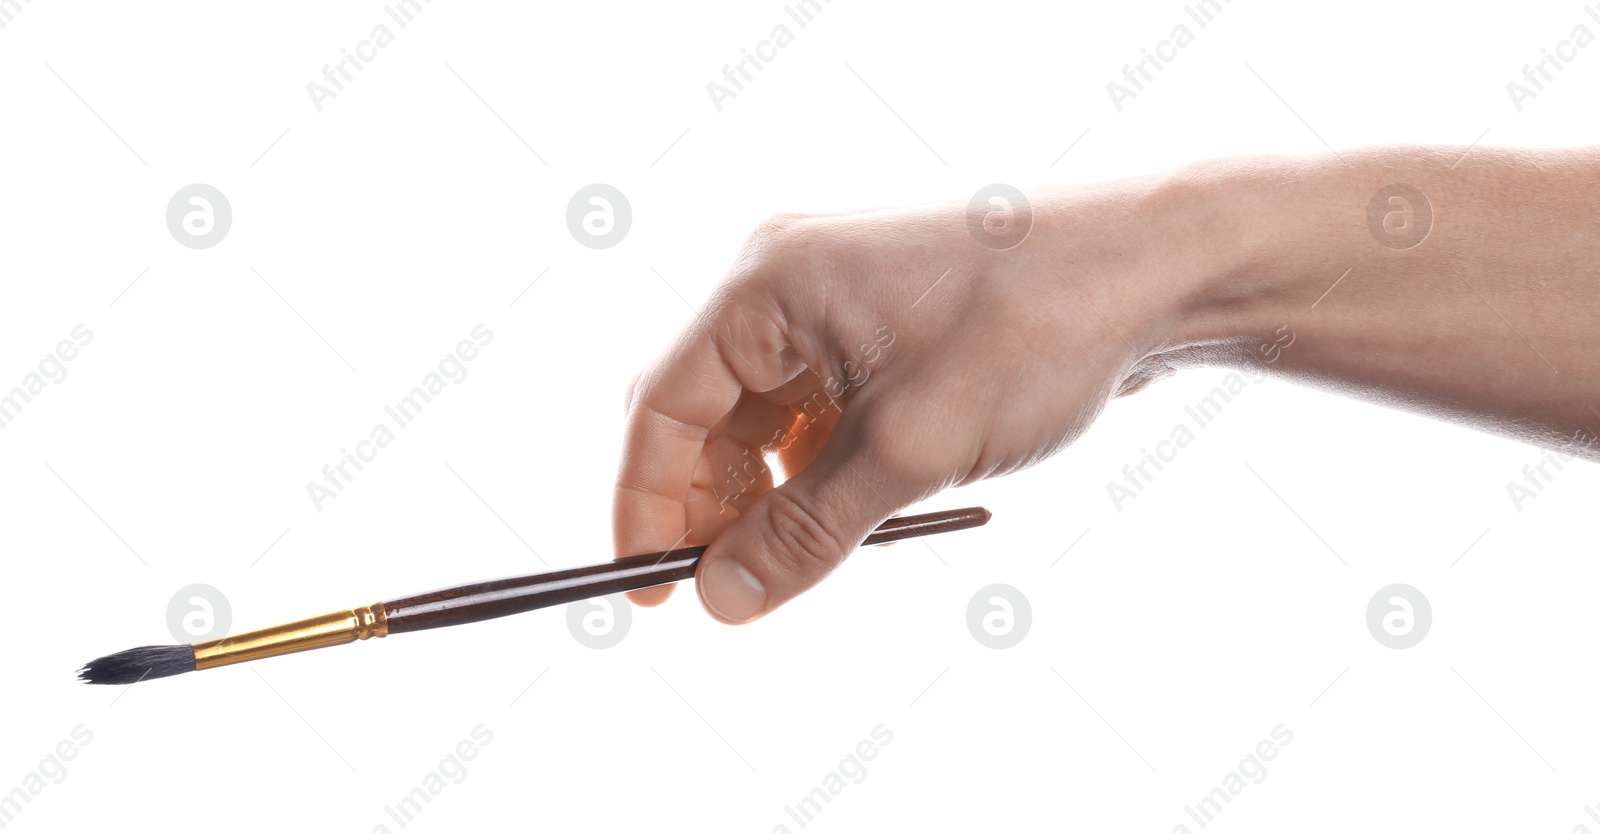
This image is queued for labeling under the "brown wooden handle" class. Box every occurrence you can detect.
[382,507,991,634]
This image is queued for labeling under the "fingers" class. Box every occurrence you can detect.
[774,394,839,478]
[615,215,932,618]
[613,331,745,606]
[694,403,926,624]
[684,391,791,524]
[614,283,805,605]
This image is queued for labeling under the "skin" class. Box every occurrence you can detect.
[613,146,1600,624]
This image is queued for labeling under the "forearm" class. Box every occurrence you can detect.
[1163,146,1600,453]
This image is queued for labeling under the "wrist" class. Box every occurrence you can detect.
[1150,153,1369,363]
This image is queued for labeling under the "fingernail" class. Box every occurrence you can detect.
[701,559,767,622]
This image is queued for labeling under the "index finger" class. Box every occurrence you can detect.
[612,323,745,605]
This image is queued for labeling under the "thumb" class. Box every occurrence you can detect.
[695,413,925,624]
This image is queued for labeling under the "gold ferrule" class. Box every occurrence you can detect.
[193,602,388,671]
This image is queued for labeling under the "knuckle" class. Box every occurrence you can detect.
[761,490,847,578]
[739,213,820,275]
[752,211,811,240]
[623,369,646,413]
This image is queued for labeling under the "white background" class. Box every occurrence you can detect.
[4,1,1598,831]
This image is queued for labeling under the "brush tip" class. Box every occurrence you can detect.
[77,644,197,685]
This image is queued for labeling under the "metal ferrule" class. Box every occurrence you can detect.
[192,602,388,671]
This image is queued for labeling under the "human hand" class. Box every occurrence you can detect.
[612,175,1233,623]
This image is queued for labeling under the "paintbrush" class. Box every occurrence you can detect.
[78,506,990,685]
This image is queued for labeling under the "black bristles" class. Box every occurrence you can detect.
[77,644,196,685]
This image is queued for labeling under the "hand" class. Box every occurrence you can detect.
[612,175,1229,623]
